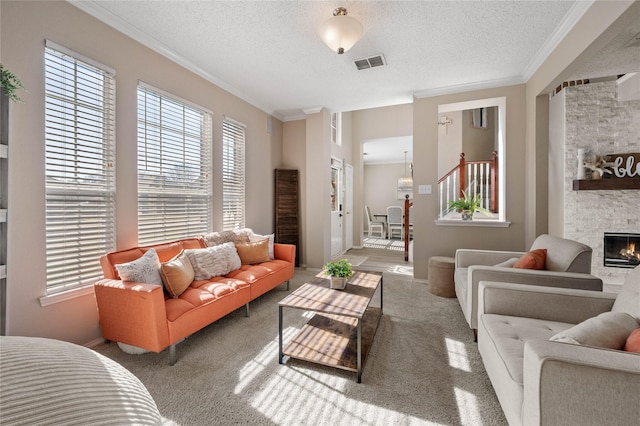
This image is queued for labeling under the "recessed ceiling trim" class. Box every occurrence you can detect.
[68,0,284,121]
[522,0,595,82]
[302,106,323,115]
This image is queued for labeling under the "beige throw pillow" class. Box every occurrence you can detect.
[249,232,275,259]
[236,239,270,265]
[550,311,640,350]
[160,250,194,298]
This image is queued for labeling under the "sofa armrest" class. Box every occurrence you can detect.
[522,339,640,426]
[463,267,603,329]
[478,281,616,324]
[274,243,296,264]
[455,249,525,268]
[93,279,170,353]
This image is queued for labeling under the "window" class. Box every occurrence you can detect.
[137,84,212,245]
[222,118,246,230]
[44,41,116,293]
[331,112,341,145]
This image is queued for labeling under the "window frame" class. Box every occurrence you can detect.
[136,82,213,245]
[222,117,246,230]
[43,40,116,296]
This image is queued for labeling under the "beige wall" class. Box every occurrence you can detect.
[524,0,634,246]
[363,163,407,226]
[462,107,496,161]
[282,119,306,264]
[1,1,283,344]
[412,84,527,280]
[352,104,413,246]
[437,110,463,178]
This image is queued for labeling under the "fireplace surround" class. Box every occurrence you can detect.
[603,232,640,268]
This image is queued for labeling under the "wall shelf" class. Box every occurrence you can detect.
[573,177,640,191]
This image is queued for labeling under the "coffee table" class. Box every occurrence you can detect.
[278,270,383,383]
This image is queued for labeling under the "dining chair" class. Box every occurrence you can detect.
[365,205,385,238]
[387,206,403,239]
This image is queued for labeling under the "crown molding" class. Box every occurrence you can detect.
[521,0,595,82]
[413,75,524,99]
[282,112,308,122]
[67,0,283,121]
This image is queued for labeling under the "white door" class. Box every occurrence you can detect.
[330,159,343,258]
[344,164,353,251]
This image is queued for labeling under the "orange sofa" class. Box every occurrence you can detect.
[94,237,295,364]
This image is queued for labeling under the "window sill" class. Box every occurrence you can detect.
[435,219,511,228]
[39,285,95,307]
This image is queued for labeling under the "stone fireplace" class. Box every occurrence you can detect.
[549,78,640,285]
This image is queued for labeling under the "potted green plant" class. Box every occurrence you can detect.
[323,259,353,290]
[448,190,492,220]
[0,64,25,103]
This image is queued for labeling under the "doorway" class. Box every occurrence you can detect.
[330,158,343,258]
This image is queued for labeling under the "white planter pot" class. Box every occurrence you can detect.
[330,276,347,290]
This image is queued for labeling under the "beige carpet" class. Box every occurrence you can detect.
[93,269,507,426]
[333,254,368,266]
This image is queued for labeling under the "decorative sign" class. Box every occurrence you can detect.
[609,153,640,178]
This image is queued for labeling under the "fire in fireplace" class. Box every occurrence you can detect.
[604,233,640,268]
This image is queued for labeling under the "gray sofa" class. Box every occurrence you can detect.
[455,234,603,332]
[477,265,640,425]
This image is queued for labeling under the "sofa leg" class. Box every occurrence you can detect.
[168,344,177,366]
[245,303,250,317]
[286,280,290,291]
[473,329,478,342]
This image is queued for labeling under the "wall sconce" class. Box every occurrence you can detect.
[318,7,364,54]
[438,116,453,134]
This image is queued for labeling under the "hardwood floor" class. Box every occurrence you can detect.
[343,245,413,276]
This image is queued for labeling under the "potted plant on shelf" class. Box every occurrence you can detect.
[323,259,353,290]
[0,64,26,103]
[448,190,492,220]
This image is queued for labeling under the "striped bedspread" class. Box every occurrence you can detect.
[0,336,161,425]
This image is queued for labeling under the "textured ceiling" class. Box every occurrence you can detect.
[71,0,588,121]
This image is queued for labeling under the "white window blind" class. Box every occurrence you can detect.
[137,84,212,245]
[222,118,245,230]
[44,44,116,293]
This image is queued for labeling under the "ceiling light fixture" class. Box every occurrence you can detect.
[398,150,413,187]
[318,7,363,54]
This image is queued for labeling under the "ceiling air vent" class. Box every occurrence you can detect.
[354,54,386,71]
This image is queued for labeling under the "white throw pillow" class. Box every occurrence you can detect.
[114,248,163,286]
[250,233,275,259]
[117,342,150,355]
[184,242,242,280]
[549,311,640,350]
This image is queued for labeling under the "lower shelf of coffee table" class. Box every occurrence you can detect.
[282,306,382,372]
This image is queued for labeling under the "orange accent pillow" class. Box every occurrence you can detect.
[235,239,270,265]
[160,250,194,298]
[624,328,640,353]
[513,249,547,270]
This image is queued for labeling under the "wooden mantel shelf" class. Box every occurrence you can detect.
[573,177,640,191]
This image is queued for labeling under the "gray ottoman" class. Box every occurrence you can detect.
[428,256,456,298]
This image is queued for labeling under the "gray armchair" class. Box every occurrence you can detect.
[476,265,640,425]
[455,234,603,331]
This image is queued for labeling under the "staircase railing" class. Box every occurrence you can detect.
[438,151,498,218]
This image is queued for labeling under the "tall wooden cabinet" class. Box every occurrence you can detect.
[0,91,8,336]
[274,169,299,266]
